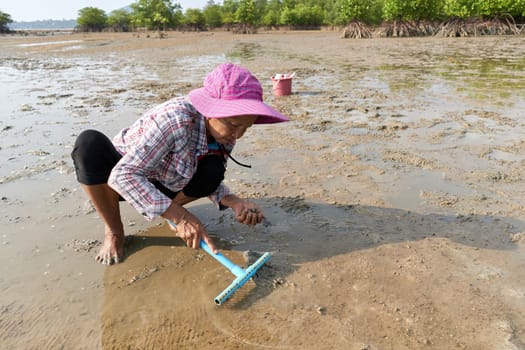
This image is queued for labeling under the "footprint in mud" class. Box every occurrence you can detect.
[64,238,101,254]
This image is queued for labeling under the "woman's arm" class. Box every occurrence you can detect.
[108,111,191,220]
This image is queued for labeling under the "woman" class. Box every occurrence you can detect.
[71,63,289,265]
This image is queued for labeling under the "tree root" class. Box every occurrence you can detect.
[341,16,522,39]
[232,24,257,34]
[436,16,521,37]
[341,21,372,39]
[375,20,438,38]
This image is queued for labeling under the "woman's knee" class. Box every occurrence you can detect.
[72,130,110,161]
[71,129,121,185]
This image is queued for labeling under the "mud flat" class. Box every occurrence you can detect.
[1,31,524,349]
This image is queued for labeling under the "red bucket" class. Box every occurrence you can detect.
[272,74,293,96]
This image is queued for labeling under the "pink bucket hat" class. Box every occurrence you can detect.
[189,63,289,124]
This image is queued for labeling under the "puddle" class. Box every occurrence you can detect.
[487,149,525,162]
[350,143,381,160]
[0,56,158,182]
[378,54,525,103]
[16,40,83,48]
[349,145,475,211]
[387,170,473,211]
[59,45,86,51]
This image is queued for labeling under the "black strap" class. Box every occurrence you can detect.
[219,144,252,168]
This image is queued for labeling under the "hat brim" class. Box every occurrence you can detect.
[189,87,289,124]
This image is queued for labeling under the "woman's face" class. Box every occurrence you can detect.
[206,116,257,144]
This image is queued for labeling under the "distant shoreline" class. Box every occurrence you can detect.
[9,19,77,31]
[3,29,74,36]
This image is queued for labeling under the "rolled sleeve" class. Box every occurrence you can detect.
[208,183,232,210]
[108,160,173,221]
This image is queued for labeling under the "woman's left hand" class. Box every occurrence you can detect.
[221,195,265,226]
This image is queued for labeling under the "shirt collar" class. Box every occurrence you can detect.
[185,98,208,157]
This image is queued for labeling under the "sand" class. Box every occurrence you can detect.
[1,30,524,349]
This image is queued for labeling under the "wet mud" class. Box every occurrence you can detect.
[1,31,524,349]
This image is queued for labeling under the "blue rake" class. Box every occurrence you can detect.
[168,220,272,305]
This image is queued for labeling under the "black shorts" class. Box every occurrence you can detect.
[71,129,225,199]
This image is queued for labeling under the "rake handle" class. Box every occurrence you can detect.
[166,220,245,277]
[199,241,245,277]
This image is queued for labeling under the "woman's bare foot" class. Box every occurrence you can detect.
[96,229,125,265]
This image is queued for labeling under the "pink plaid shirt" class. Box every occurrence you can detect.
[108,97,232,220]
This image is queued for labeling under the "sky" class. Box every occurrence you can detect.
[1,0,211,22]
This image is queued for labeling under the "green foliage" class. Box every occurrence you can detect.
[235,0,257,25]
[203,3,224,28]
[280,7,296,25]
[369,0,386,24]
[280,4,325,26]
[221,0,239,25]
[336,0,371,23]
[77,7,108,31]
[107,9,131,31]
[476,0,523,17]
[0,10,13,32]
[321,0,339,24]
[442,0,467,18]
[282,0,299,8]
[184,8,206,28]
[63,0,525,33]
[297,4,325,25]
[510,0,525,17]
[261,0,282,26]
[443,0,525,18]
[382,0,444,21]
[262,9,281,26]
[130,0,182,30]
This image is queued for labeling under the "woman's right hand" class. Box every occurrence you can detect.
[163,204,218,253]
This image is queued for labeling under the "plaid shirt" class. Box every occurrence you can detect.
[108,97,232,220]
